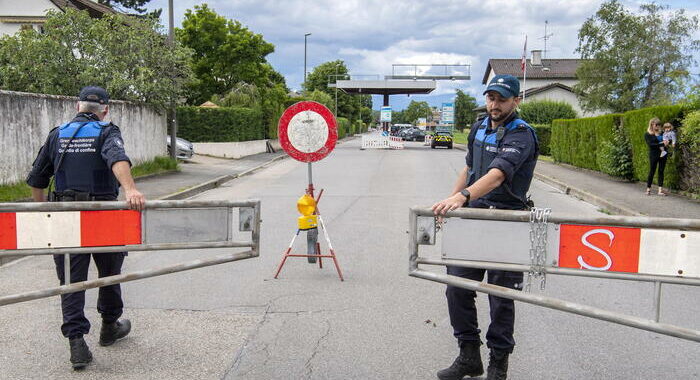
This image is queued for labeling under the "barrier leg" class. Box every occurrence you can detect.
[274,231,300,279]
[317,242,323,269]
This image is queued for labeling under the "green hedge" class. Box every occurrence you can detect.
[621,105,686,188]
[337,117,350,139]
[177,106,264,142]
[551,114,622,170]
[519,100,577,124]
[530,124,551,156]
[680,110,700,193]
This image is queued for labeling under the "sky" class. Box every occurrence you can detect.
[144,0,700,110]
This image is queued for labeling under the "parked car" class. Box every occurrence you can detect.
[403,128,426,141]
[167,135,194,159]
[431,131,453,149]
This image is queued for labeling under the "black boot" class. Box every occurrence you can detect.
[69,337,93,370]
[437,341,484,380]
[99,319,131,347]
[486,350,509,380]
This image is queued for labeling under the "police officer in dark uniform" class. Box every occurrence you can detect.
[432,74,538,380]
[26,86,145,370]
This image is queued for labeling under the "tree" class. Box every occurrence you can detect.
[454,90,478,129]
[575,1,700,113]
[98,0,152,14]
[303,60,372,120]
[178,4,276,105]
[0,9,193,109]
[403,100,431,125]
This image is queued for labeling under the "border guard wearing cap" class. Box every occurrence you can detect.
[431,74,539,380]
[27,86,145,370]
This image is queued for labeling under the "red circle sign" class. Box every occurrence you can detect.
[278,101,338,163]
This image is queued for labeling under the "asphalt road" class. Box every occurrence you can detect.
[0,138,698,379]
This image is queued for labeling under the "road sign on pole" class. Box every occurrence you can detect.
[278,101,338,163]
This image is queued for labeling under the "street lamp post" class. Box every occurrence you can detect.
[167,0,176,161]
[304,33,311,88]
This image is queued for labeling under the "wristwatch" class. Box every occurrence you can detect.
[459,188,471,203]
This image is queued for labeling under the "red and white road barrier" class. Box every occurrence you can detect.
[424,134,433,146]
[0,210,141,250]
[361,134,404,150]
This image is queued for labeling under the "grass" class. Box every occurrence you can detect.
[538,155,554,162]
[0,156,179,202]
[453,132,468,145]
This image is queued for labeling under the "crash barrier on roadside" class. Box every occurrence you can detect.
[360,134,404,150]
[424,134,432,146]
[0,199,261,307]
[408,207,700,342]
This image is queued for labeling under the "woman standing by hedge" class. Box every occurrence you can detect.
[644,117,668,195]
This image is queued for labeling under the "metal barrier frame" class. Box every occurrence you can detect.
[0,199,261,307]
[408,207,700,342]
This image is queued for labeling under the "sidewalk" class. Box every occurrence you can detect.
[129,151,287,200]
[534,160,700,218]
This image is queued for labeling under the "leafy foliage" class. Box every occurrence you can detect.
[403,100,432,125]
[0,9,193,109]
[519,100,577,125]
[303,60,371,121]
[596,126,634,180]
[177,106,264,142]
[679,110,700,193]
[98,0,152,14]
[455,90,478,129]
[551,114,622,170]
[575,1,700,113]
[177,4,278,105]
[622,105,686,188]
[529,124,552,156]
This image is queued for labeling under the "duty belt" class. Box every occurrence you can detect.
[49,190,116,202]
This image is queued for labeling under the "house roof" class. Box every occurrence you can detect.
[48,0,116,18]
[482,59,583,84]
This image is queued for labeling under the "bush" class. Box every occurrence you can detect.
[177,106,264,142]
[621,105,686,188]
[519,100,578,125]
[337,117,351,139]
[596,126,634,180]
[551,114,622,170]
[530,124,551,156]
[679,110,700,193]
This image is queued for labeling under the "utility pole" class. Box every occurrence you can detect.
[167,0,176,160]
[304,33,311,89]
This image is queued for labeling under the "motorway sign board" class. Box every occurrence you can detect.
[278,101,338,163]
[380,106,392,122]
[441,102,454,124]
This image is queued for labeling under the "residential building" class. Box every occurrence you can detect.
[0,0,114,36]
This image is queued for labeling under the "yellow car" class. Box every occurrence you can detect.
[431,132,453,149]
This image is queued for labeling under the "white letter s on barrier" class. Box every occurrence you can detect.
[577,229,614,271]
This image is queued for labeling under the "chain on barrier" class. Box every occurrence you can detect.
[527,207,551,291]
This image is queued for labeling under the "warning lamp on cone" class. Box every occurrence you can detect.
[297,194,318,230]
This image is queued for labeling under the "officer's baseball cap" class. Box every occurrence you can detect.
[79,86,109,105]
[483,74,520,99]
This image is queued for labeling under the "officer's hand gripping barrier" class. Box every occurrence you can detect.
[409,207,700,342]
[0,199,261,307]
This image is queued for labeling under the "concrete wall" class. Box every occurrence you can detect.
[0,90,167,185]
[194,139,281,159]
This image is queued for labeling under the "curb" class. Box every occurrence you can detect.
[159,154,289,200]
[533,171,641,216]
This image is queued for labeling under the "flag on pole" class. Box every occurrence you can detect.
[521,35,528,72]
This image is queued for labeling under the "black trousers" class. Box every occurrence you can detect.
[446,265,523,353]
[646,151,667,188]
[53,252,125,339]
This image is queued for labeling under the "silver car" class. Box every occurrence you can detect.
[166,135,194,159]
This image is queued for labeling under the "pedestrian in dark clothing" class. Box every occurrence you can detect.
[26,86,145,370]
[431,74,539,380]
[644,117,668,196]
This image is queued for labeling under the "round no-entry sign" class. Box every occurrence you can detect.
[278,101,338,163]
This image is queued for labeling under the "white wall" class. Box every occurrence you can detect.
[0,90,167,185]
[193,140,280,159]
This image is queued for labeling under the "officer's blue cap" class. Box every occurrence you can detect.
[483,74,520,99]
[79,86,109,105]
